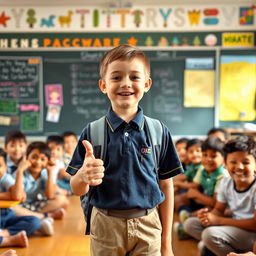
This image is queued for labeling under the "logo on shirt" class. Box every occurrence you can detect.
[141,147,152,154]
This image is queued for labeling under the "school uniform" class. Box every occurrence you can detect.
[67,107,183,255]
[20,169,52,211]
[0,173,41,244]
[6,155,18,175]
[184,163,203,182]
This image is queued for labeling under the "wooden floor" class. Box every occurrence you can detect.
[0,196,198,256]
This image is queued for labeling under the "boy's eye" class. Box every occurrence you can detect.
[111,76,121,81]
[131,76,140,80]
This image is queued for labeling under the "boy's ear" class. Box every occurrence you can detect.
[99,79,107,94]
[144,77,152,93]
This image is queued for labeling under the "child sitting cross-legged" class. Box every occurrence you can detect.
[13,141,69,221]
[0,148,53,248]
[174,137,228,239]
[184,135,256,256]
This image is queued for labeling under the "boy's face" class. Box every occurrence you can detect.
[5,139,27,164]
[99,58,152,115]
[187,144,202,165]
[48,142,64,160]
[0,156,6,177]
[225,151,256,184]
[202,149,224,173]
[64,135,77,155]
[27,148,49,173]
[176,142,187,163]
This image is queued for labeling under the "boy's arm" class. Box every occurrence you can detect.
[159,178,174,256]
[187,188,217,207]
[199,202,256,232]
[70,140,104,196]
[45,163,58,199]
[10,157,29,201]
[0,191,13,200]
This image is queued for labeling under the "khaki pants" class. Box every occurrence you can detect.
[90,207,162,256]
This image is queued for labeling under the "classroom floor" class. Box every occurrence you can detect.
[0,196,198,256]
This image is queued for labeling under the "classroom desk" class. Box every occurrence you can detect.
[0,200,20,208]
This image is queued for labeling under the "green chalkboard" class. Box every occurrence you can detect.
[0,49,217,136]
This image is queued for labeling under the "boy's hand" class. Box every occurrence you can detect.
[17,156,30,172]
[80,140,104,186]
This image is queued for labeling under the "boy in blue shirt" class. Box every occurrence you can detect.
[4,130,27,175]
[67,44,183,256]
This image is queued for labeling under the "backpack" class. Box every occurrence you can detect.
[81,115,165,235]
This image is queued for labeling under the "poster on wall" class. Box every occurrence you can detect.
[219,56,256,121]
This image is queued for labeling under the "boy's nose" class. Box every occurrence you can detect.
[120,77,132,88]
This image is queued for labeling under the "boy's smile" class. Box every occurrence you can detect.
[28,148,49,174]
[225,151,256,187]
[99,58,151,117]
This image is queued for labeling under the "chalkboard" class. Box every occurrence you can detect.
[0,49,217,136]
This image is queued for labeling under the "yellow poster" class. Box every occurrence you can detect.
[184,70,215,107]
[219,56,256,121]
[222,33,254,47]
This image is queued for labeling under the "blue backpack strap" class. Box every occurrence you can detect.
[144,116,164,178]
[83,116,107,235]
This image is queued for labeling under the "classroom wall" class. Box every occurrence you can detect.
[0,3,255,138]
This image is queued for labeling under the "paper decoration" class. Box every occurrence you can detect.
[184,70,215,107]
[46,105,61,123]
[58,10,73,27]
[21,112,40,131]
[27,9,36,28]
[219,56,256,121]
[45,84,63,106]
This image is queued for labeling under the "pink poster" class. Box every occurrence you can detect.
[45,84,63,106]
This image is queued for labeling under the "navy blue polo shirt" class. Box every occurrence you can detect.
[67,107,183,210]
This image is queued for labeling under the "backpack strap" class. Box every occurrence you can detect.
[88,116,107,160]
[144,115,164,179]
[83,116,107,235]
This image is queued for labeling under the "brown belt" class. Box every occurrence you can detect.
[96,207,155,219]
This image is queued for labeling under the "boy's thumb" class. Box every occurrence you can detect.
[82,140,95,159]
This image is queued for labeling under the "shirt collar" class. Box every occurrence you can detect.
[106,106,144,132]
[6,155,15,168]
[202,165,225,178]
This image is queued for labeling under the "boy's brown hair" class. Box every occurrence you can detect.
[99,44,151,80]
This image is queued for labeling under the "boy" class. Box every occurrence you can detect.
[0,148,51,244]
[184,135,256,256]
[174,137,227,239]
[175,137,189,171]
[46,135,71,194]
[62,131,78,167]
[67,44,183,255]
[13,142,69,221]
[207,127,229,142]
[4,130,27,175]
[174,138,203,209]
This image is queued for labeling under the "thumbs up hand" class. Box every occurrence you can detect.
[79,140,105,186]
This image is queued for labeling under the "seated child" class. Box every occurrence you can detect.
[207,127,229,142]
[13,142,69,220]
[184,135,256,256]
[4,130,27,175]
[62,131,78,167]
[175,137,189,171]
[46,135,72,194]
[174,138,203,205]
[174,137,227,239]
[0,148,51,247]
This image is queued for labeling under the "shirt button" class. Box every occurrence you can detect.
[124,132,129,137]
